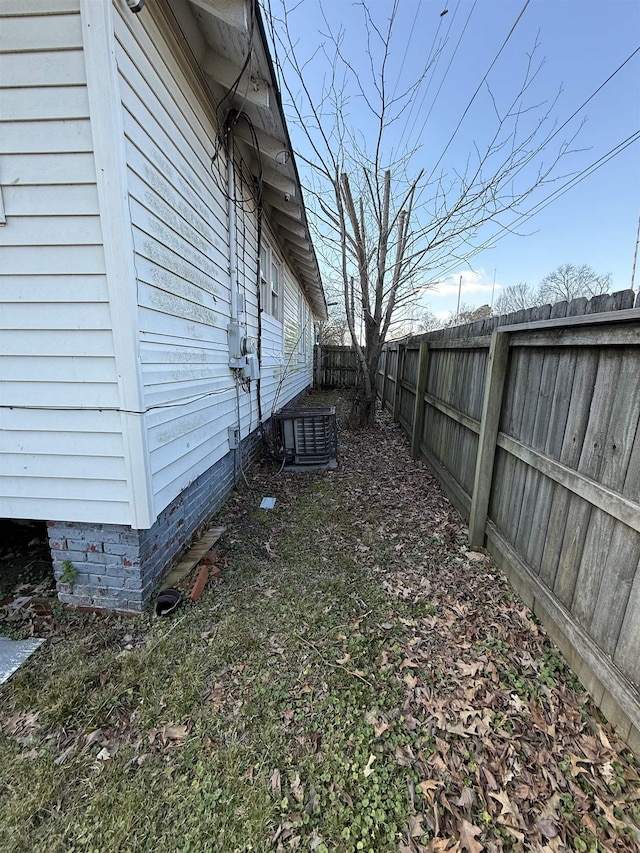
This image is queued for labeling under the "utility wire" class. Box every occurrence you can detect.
[436,129,640,268]
[544,44,640,149]
[426,0,531,184]
[510,130,640,224]
[397,0,464,158]
[389,0,422,102]
[392,5,451,161]
[410,0,477,152]
[407,130,640,291]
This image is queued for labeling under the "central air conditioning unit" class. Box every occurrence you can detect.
[273,406,337,466]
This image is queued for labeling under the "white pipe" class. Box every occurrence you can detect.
[227,125,238,320]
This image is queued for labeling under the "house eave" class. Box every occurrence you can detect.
[168,0,327,321]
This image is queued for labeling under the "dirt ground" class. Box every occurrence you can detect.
[0,519,54,600]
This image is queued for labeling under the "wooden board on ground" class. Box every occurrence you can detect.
[161,525,226,588]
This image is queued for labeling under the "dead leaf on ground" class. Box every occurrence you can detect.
[535,817,559,839]
[290,771,304,803]
[408,813,424,838]
[162,724,187,742]
[365,709,390,737]
[465,551,486,562]
[270,768,282,795]
[458,819,484,853]
[17,747,38,762]
[84,729,104,747]
[456,787,476,809]
[54,745,75,766]
[308,829,324,850]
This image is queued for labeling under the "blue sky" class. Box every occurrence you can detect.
[270,0,640,319]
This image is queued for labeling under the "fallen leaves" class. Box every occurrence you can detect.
[365,708,390,737]
[161,723,187,742]
[2,395,640,853]
[270,767,282,795]
[0,709,39,744]
[363,753,376,777]
[458,819,483,852]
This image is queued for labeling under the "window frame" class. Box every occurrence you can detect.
[260,240,283,323]
[270,256,281,320]
[297,292,308,361]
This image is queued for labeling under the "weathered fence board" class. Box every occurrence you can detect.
[377,290,640,750]
[316,345,361,388]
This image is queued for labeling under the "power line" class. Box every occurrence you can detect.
[514,131,640,223]
[411,130,640,289]
[389,0,422,102]
[426,0,532,184]
[391,4,452,161]
[461,130,640,260]
[545,45,640,150]
[402,0,473,155]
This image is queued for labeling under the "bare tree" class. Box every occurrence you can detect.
[418,306,445,333]
[318,318,349,346]
[494,282,537,314]
[537,263,611,303]
[265,1,575,425]
[448,303,493,327]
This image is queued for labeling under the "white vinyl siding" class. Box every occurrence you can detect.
[257,229,314,417]
[0,3,129,523]
[0,0,319,529]
[114,2,236,516]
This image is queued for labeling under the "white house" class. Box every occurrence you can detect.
[0,0,326,610]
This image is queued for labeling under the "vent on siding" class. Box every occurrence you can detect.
[274,407,337,465]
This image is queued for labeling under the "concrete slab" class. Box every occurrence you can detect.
[0,636,45,684]
[284,459,338,472]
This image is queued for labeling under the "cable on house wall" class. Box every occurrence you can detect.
[223,108,266,430]
[234,379,251,487]
[216,2,256,124]
[0,385,234,415]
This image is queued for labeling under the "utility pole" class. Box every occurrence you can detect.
[490,268,497,309]
[455,275,462,323]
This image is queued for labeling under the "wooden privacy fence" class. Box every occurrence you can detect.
[379,289,640,751]
[315,344,362,388]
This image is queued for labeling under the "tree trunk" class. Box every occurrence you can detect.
[348,339,380,429]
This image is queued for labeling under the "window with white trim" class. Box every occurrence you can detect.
[298,293,308,361]
[270,257,281,319]
[259,245,268,310]
[260,240,282,321]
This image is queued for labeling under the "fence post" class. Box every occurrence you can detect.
[468,330,510,548]
[378,348,387,406]
[392,344,404,422]
[314,344,322,389]
[382,346,392,411]
[411,342,429,459]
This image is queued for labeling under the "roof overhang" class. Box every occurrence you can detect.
[166,0,327,320]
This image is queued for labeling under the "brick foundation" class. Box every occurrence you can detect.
[47,428,264,612]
